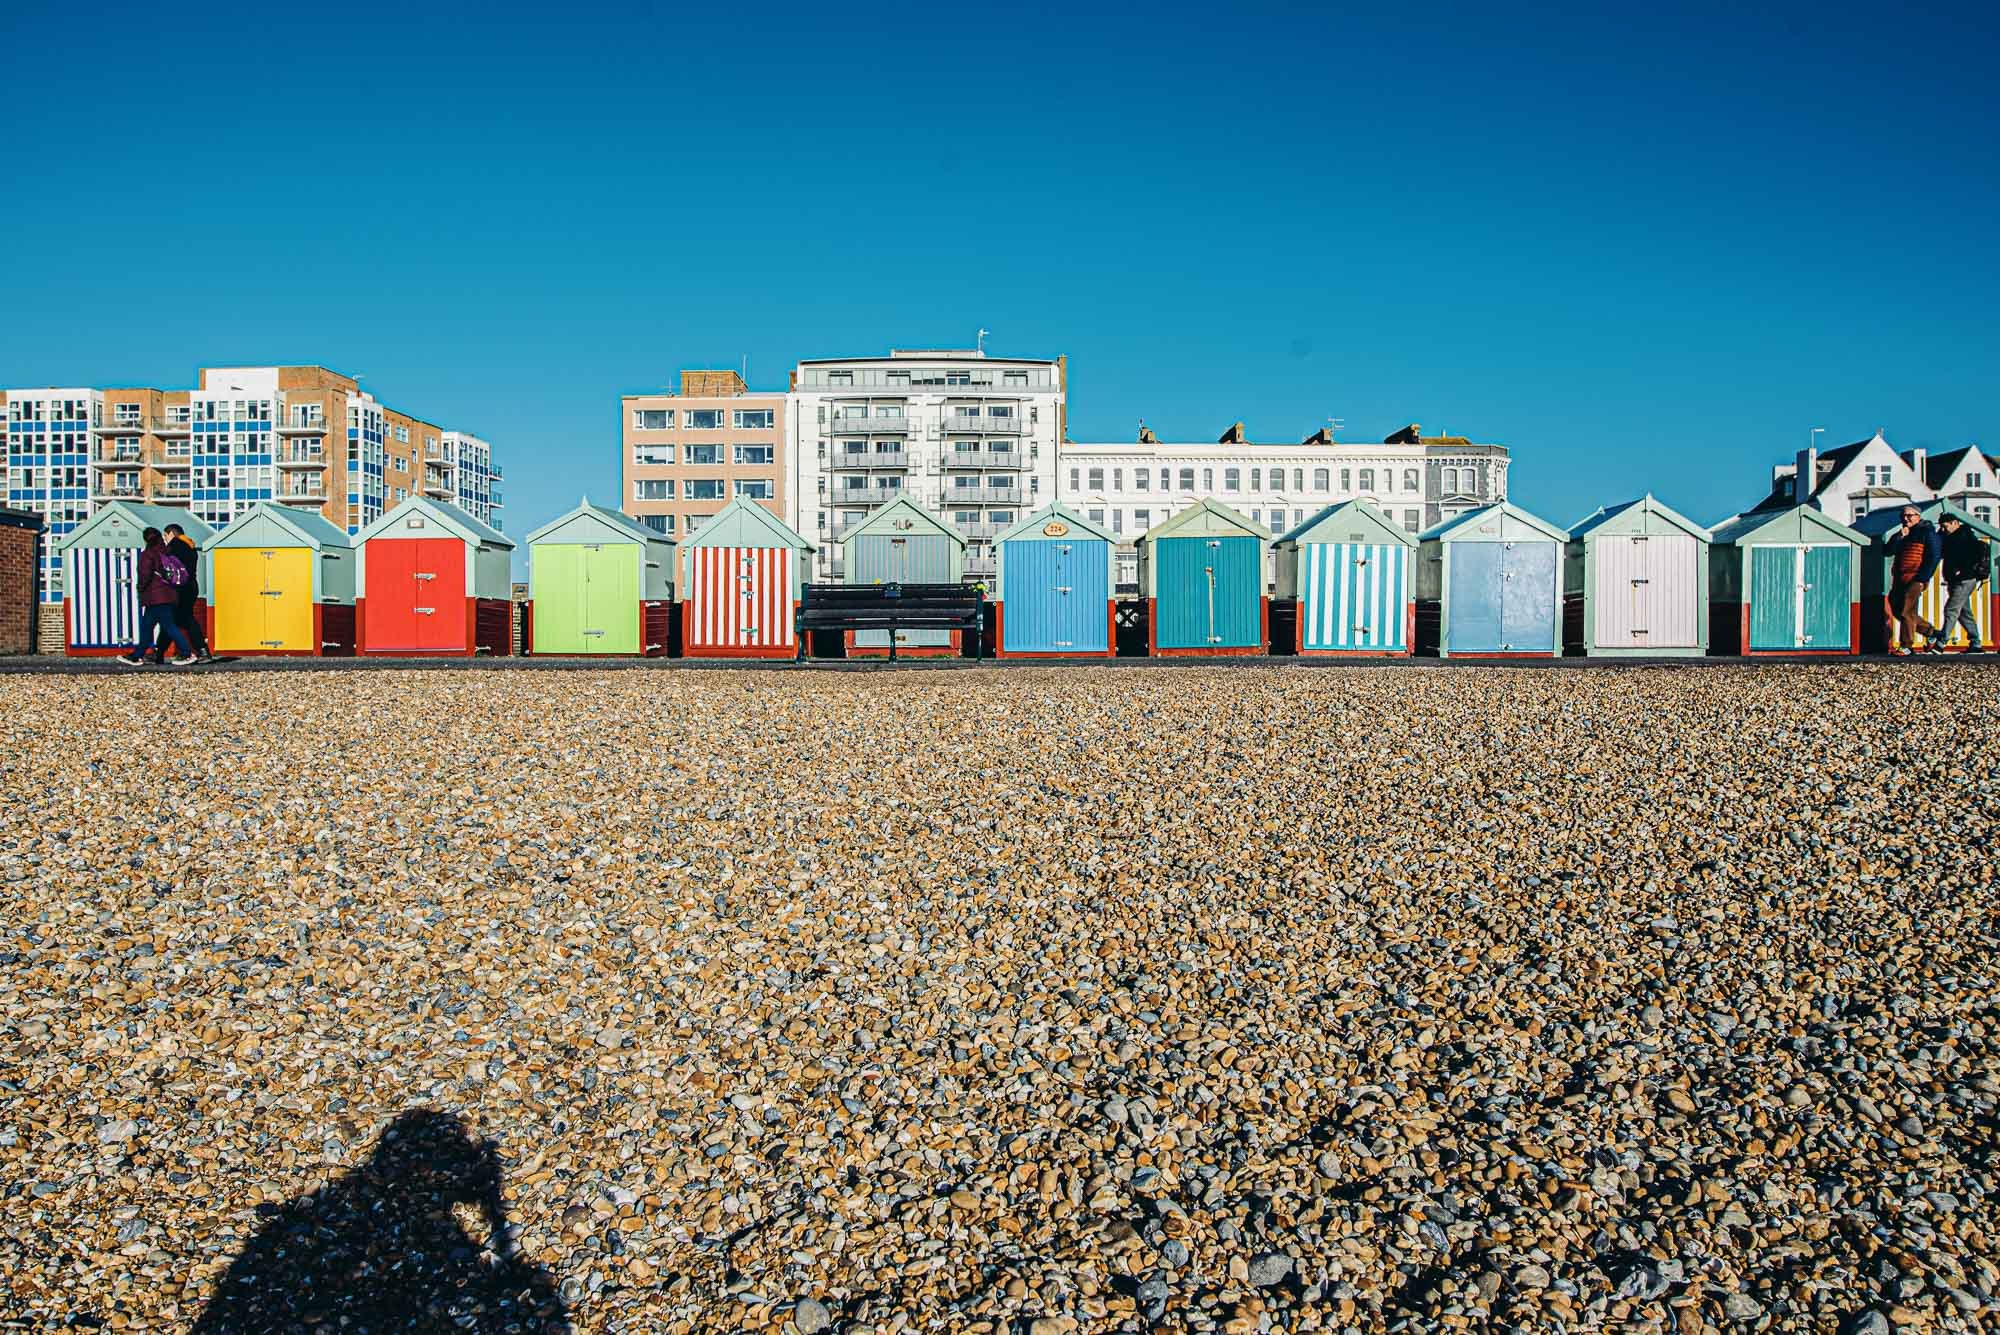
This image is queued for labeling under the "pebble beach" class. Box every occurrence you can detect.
[2,664,1996,1333]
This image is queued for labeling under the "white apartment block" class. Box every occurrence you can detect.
[440,431,502,522]
[1060,424,1510,589]
[3,388,98,601]
[790,349,1064,581]
[1760,431,1997,527]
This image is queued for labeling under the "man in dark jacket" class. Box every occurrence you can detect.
[154,522,211,663]
[1932,513,1990,653]
[1881,505,1942,655]
[118,528,195,666]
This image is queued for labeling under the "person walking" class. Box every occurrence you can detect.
[1931,512,1990,653]
[117,527,196,666]
[1881,504,1942,656]
[156,522,212,663]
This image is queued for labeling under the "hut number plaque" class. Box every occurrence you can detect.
[1042,521,1070,537]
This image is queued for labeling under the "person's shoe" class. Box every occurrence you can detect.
[1888,646,1912,656]
[1924,639,1948,654]
[116,653,147,666]
[168,654,198,666]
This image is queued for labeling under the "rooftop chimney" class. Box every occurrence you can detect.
[1793,447,1818,502]
[1218,422,1248,444]
[1302,427,1334,445]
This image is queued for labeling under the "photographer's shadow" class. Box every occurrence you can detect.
[194,1108,569,1333]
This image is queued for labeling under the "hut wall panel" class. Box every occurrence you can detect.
[850,534,951,649]
[364,537,468,653]
[687,547,795,654]
[1155,535,1262,650]
[320,603,356,656]
[1748,546,1797,651]
[1593,536,1644,647]
[474,600,512,655]
[1500,542,1559,651]
[1304,542,1407,651]
[1645,534,1700,647]
[999,539,1110,653]
[66,549,140,651]
[533,544,641,655]
[1446,542,1505,653]
[212,547,316,653]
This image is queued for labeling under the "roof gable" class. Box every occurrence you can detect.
[1567,494,1710,543]
[1417,501,1567,545]
[211,501,351,550]
[1278,499,1416,548]
[1707,504,1867,548]
[680,496,815,551]
[994,502,1117,545]
[1849,498,2000,542]
[356,495,514,550]
[1137,496,1269,544]
[57,501,216,551]
[526,498,667,548]
[843,495,965,546]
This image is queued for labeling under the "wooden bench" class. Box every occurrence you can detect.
[795,583,986,661]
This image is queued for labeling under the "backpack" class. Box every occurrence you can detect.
[158,552,189,588]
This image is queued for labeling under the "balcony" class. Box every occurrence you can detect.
[155,489,191,505]
[423,481,453,499]
[277,418,330,434]
[964,557,997,578]
[827,449,909,470]
[945,484,1023,506]
[940,447,1025,469]
[941,416,1025,435]
[828,415,912,436]
[950,522,1002,540]
[278,487,328,505]
[93,482,144,500]
[92,417,158,435]
[154,417,192,436]
[154,455,190,471]
[828,487,903,508]
[93,447,144,466]
[276,447,327,469]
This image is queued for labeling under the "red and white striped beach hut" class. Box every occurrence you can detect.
[677,497,814,658]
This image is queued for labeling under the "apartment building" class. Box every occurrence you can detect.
[622,371,787,539]
[1060,423,1510,588]
[792,349,1065,581]
[1756,431,1997,526]
[3,365,502,599]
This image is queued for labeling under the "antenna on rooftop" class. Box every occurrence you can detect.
[1327,417,1344,440]
[977,328,990,353]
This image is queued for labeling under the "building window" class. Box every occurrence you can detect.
[1359,468,1375,491]
[1135,470,1149,492]
[1111,510,1123,534]
[1966,471,1984,487]
[1003,371,1027,386]
[1340,468,1352,491]
[633,444,674,466]
[1975,506,1993,523]
[684,410,725,430]
[1269,509,1286,529]
[1250,468,1261,491]
[640,514,671,535]
[1404,468,1420,491]
[735,479,775,499]
[1088,508,1105,523]
[1404,510,1420,532]
[1069,468,1080,491]
[733,445,774,465]
[634,409,674,430]
[684,445,722,465]
[1314,468,1331,491]
[1851,499,1870,522]
[635,479,674,500]
[1112,468,1123,490]
[733,409,775,430]
[395,425,410,443]
[1135,508,1151,529]
[1088,467,1104,490]
[1224,468,1240,492]
[828,371,852,385]
[990,510,1015,525]
[686,479,726,501]
[114,404,141,425]
[1178,468,1195,491]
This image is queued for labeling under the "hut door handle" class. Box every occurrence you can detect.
[584,629,605,637]
[260,590,283,598]
[415,572,436,581]
[414,607,434,615]
[1055,585,1071,594]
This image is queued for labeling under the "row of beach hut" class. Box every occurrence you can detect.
[49,492,1998,660]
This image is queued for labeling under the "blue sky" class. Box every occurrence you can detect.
[3,0,1995,542]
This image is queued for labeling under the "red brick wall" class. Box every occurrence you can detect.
[0,522,40,655]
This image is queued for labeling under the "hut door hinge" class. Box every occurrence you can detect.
[1055,640,1073,647]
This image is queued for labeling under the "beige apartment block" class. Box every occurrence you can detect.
[621,369,788,540]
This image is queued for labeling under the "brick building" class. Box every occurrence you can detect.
[0,505,43,654]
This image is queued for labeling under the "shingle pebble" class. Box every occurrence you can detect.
[0,664,1997,1332]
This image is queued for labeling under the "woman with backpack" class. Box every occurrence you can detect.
[118,528,197,666]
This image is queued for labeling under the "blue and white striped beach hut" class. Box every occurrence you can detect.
[56,503,214,656]
[1273,500,1416,655]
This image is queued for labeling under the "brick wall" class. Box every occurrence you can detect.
[0,520,41,655]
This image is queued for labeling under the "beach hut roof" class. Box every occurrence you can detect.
[211,501,351,549]
[994,502,1117,546]
[1848,497,2000,542]
[56,501,216,551]
[1567,494,1711,542]
[356,495,514,550]
[1137,496,1269,544]
[844,495,966,547]
[525,497,667,547]
[1277,499,1417,547]
[1707,504,1868,549]
[1418,501,1568,544]
[680,495,815,551]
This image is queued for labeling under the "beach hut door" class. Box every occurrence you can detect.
[1205,541,1220,643]
[68,548,140,649]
